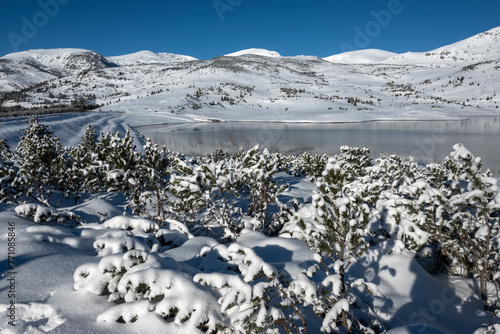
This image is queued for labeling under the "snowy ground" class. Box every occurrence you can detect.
[0,176,495,333]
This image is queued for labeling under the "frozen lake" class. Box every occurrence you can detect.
[137,116,500,175]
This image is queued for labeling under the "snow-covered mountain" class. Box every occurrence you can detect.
[224,48,282,57]
[0,48,116,91]
[324,27,500,65]
[0,27,499,122]
[385,26,500,65]
[323,49,397,64]
[107,50,197,66]
[2,48,115,73]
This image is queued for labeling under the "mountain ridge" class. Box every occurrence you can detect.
[107,50,197,66]
[1,25,499,66]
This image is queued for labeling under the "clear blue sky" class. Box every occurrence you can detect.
[1,0,499,59]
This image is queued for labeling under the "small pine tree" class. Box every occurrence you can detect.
[444,144,500,310]
[195,243,309,333]
[68,125,101,203]
[295,158,377,332]
[292,151,329,180]
[199,160,243,240]
[15,117,67,206]
[169,158,208,230]
[241,146,288,234]
[96,129,138,193]
[0,140,21,203]
[128,139,173,225]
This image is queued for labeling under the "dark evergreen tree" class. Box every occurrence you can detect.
[68,125,101,203]
[96,129,138,194]
[169,158,208,230]
[241,146,288,234]
[128,139,173,224]
[0,140,20,203]
[15,116,67,206]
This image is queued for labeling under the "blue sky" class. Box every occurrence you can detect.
[1,0,499,59]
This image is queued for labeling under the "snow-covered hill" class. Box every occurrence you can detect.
[0,48,116,91]
[323,26,500,66]
[324,49,397,64]
[224,48,282,57]
[385,26,500,65]
[107,50,197,66]
[2,48,115,73]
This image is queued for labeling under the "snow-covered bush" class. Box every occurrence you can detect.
[15,116,68,206]
[67,125,102,202]
[74,218,228,332]
[440,144,500,310]
[93,230,150,256]
[241,146,288,235]
[196,242,318,333]
[284,157,380,332]
[101,268,227,331]
[199,160,244,240]
[97,129,139,193]
[74,249,158,295]
[15,203,83,226]
[100,215,161,253]
[368,154,423,194]
[0,139,20,203]
[128,138,173,224]
[204,147,230,163]
[290,151,329,180]
[155,227,191,251]
[335,146,373,181]
[368,181,431,251]
[169,158,208,229]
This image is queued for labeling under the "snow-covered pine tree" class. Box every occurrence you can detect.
[67,125,101,203]
[169,158,208,231]
[15,116,67,206]
[443,144,500,310]
[196,243,314,333]
[0,139,20,203]
[291,151,329,180]
[294,157,377,332]
[96,129,138,194]
[199,160,243,240]
[241,146,288,235]
[204,147,230,163]
[368,154,422,194]
[335,146,373,181]
[128,138,173,225]
[366,154,430,251]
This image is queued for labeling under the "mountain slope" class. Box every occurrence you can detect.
[324,49,397,64]
[107,50,197,66]
[385,26,500,65]
[224,48,282,57]
[2,48,116,73]
[323,26,500,65]
[0,48,116,91]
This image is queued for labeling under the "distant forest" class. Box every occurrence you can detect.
[0,90,100,117]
